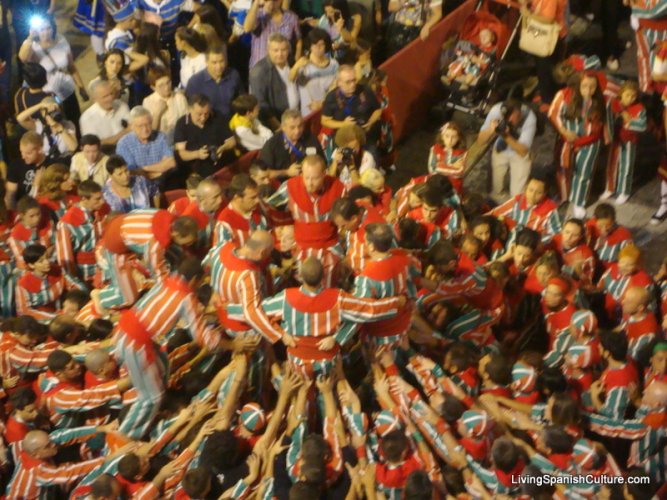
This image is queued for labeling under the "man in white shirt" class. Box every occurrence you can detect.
[79,80,131,148]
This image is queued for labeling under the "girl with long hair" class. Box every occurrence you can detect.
[428,122,468,196]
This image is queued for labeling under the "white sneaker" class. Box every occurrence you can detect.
[572,205,587,219]
[614,194,630,205]
[598,190,614,201]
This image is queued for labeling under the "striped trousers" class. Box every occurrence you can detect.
[444,306,502,354]
[0,262,15,317]
[98,250,141,309]
[636,27,667,93]
[568,142,601,208]
[115,333,167,440]
[606,140,636,197]
[288,353,338,380]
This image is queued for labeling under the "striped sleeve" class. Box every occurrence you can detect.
[627,108,647,132]
[266,182,289,209]
[352,275,374,298]
[548,89,567,130]
[599,387,629,420]
[239,272,284,343]
[435,273,479,299]
[36,457,105,487]
[261,290,286,317]
[147,239,169,281]
[633,0,667,18]
[179,293,223,352]
[338,291,400,322]
[49,382,121,415]
[287,421,306,483]
[466,454,499,491]
[49,426,99,446]
[15,283,56,322]
[323,415,343,476]
[586,412,647,439]
[55,222,80,286]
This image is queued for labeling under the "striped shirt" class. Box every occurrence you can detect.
[139,0,186,39]
[56,204,106,287]
[15,270,75,322]
[42,379,121,429]
[488,193,562,243]
[8,221,55,270]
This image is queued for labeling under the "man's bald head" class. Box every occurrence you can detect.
[622,286,650,316]
[246,230,274,251]
[643,381,667,409]
[196,178,223,214]
[300,257,324,287]
[85,349,111,374]
[23,430,50,455]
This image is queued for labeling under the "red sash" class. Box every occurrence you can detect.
[285,288,340,360]
[638,17,667,30]
[119,309,156,362]
[216,243,261,332]
[287,176,343,249]
[182,202,216,230]
[102,215,129,254]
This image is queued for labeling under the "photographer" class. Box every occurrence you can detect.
[16,97,78,161]
[328,124,376,188]
[478,98,536,201]
[174,93,236,181]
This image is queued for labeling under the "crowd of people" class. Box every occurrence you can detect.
[0,0,665,498]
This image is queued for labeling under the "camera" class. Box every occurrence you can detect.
[333,10,342,21]
[47,109,64,123]
[120,119,128,128]
[494,104,512,136]
[207,145,219,163]
[340,147,355,167]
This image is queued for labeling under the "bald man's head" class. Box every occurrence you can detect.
[196,178,223,214]
[622,286,650,316]
[242,230,274,261]
[300,257,323,287]
[85,349,110,372]
[643,381,667,409]
[23,430,56,458]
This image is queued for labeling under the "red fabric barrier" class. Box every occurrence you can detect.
[379,0,477,142]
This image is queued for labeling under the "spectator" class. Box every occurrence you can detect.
[142,66,189,145]
[185,46,243,119]
[175,26,208,88]
[249,33,299,131]
[17,17,88,125]
[328,124,376,188]
[69,134,110,186]
[229,94,273,151]
[16,97,78,161]
[189,4,230,48]
[174,93,236,178]
[290,28,339,116]
[385,0,442,56]
[91,49,130,103]
[321,64,381,157]
[130,22,171,105]
[244,0,302,69]
[5,131,56,209]
[477,98,537,202]
[102,154,160,212]
[259,108,324,179]
[79,80,131,149]
[116,105,176,182]
[13,62,51,117]
[312,0,362,60]
[104,3,138,57]
[35,163,78,221]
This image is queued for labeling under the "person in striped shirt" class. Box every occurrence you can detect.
[212,173,269,249]
[8,196,55,270]
[93,209,198,311]
[56,180,109,290]
[114,257,227,439]
[619,287,660,362]
[266,154,346,287]
[5,427,124,500]
[41,350,131,429]
[261,256,405,378]
[180,178,224,254]
[585,203,633,274]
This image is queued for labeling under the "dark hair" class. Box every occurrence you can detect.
[48,316,80,344]
[90,474,119,498]
[425,173,454,199]
[347,185,375,204]
[594,203,616,221]
[520,464,554,498]
[182,467,212,498]
[78,180,103,198]
[23,244,48,265]
[177,257,205,282]
[600,329,628,361]
[515,228,540,251]
[188,93,211,108]
[365,223,393,253]
[231,94,259,115]
[227,173,258,199]
[397,218,425,250]
[289,481,323,500]
[47,349,73,373]
[10,387,37,410]
[625,467,656,499]
[17,196,41,215]
[564,72,606,123]
[485,353,513,386]
[492,437,520,472]
[13,315,45,337]
[134,22,170,68]
[171,216,199,239]
[22,62,48,88]
[197,5,229,44]
[106,154,127,175]
[331,197,362,221]
[306,27,333,53]
[563,218,585,234]
[439,393,466,424]
[543,425,575,454]
[427,239,458,266]
[147,65,171,87]
[404,470,432,500]
[175,26,207,53]
[445,342,476,372]
[87,319,114,341]
[380,429,409,462]
[118,453,141,480]
[323,0,351,21]
[200,430,239,470]
[80,134,102,148]
[538,367,568,396]
[99,49,127,80]
[421,185,445,208]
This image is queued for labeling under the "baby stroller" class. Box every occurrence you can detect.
[439,0,520,116]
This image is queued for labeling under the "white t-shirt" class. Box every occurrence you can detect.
[276,64,300,111]
[79,101,131,141]
[143,91,189,144]
[30,35,76,100]
[179,53,206,88]
[334,148,376,188]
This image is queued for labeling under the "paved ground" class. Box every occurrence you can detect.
[391,17,667,273]
[44,5,667,271]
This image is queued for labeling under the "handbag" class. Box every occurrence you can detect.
[519,12,560,57]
